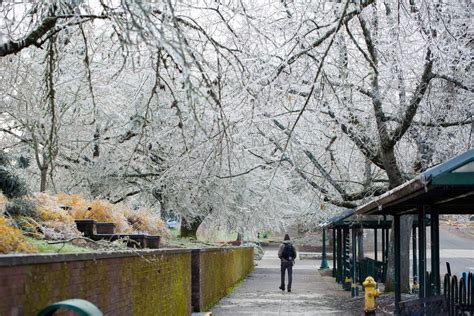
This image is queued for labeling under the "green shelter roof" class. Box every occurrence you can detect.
[356,149,474,216]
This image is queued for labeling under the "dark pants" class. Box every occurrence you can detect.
[280,261,293,289]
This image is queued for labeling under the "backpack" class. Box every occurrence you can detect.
[281,243,295,260]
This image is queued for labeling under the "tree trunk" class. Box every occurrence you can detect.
[40,166,48,192]
[379,146,412,292]
[180,216,203,239]
[381,146,404,189]
[385,215,413,292]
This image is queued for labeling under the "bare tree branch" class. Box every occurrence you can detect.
[389,50,434,146]
[0,15,108,57]
[271,0,375,82]
[433,73,474,93]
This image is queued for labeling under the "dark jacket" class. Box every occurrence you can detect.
[278,240,297,263]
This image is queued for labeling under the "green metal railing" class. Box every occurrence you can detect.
[37,299,103,316]
[357,258,386,285]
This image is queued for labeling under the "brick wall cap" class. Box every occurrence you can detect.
[0,247,254,266]
[0,248,193,267]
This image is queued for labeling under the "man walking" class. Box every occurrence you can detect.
[278,234,297,292]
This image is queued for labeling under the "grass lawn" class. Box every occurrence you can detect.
[26,237,95,254]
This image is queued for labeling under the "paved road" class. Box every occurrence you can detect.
[364,224,474,275]
[211,247,351,316]
[432,224,474,275]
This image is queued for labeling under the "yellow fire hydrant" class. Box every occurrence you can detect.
[363,276,380,315]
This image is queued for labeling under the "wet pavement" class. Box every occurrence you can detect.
[211,224,473,315]
[211,246,352,315]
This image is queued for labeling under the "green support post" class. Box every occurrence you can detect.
[412,226,417,282]
[381,227,385,264]
[337,228,343,283]
[351,228,358,297]
[419,206,427,299]
[342,228,347,287]
[332,228,336,277]
[342,228,351,290]
[374,228,378,262]
[394,215,401,316]
[320,228,329,269]
[430,209,440,295]
[357,229,364,259]
[383,215,389,265]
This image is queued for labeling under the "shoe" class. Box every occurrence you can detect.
[288,289,291,292]
[279,286,284,291]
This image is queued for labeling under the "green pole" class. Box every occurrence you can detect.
[332,228,336,277]
[430,209,440,295]
[320,228,329,269]
[381,227,385,264]
[419,206,427,299]
[337,228,343,283]
[374,228,378,262]
[351,228,358,297]
[412,225,417,282]
[394,215,401,315]
[343,228,350,289]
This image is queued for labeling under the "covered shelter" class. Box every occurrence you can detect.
[321,209,428,297]
[354,149,474,314]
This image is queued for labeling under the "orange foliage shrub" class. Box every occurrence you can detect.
[55,193,169,236]
[0,215,36,253]
[34,193,73,223]
[30,193,81,240]
[57,193,130,232]
[124,207,169,236]
[86,199,114,222]
[85,200,130,232]
[56,193,89,219]
[1,191,169,246]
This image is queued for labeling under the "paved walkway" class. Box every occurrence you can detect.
[211,246,351,315]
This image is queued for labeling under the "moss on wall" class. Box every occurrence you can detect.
[131,253,191,315]
[199,247,254,311]
[1,247,252,315]
[11,252,192,316]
